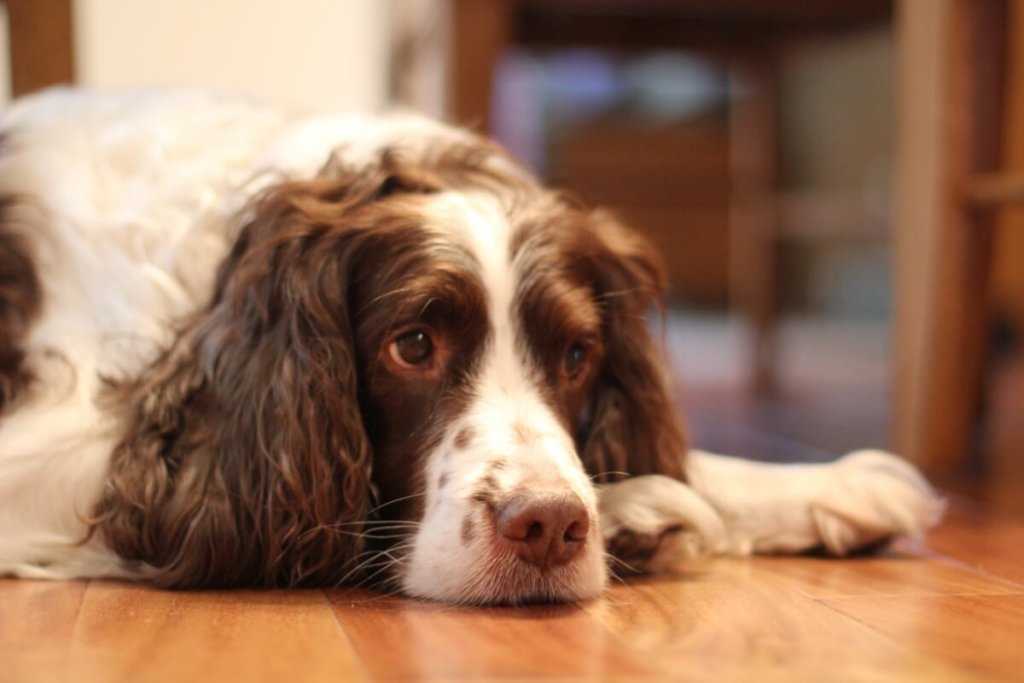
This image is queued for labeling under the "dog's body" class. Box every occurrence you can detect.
[0,90,941,604]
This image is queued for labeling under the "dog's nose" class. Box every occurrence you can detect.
[494,493,589,570]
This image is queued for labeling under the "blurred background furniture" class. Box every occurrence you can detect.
[2,0,74,96]
[894,0,1024,474]
[451,0,892,395]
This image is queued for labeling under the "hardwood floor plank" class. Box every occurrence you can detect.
[326,589,655,681]
[60,582,365,683]
[0,579,90,683]
[583,559,972,682]
[922,510,1024,586]
[751,545,1021,598]
[3,553,1017,681]
[822,594,1024,681]
[0,579,87,645]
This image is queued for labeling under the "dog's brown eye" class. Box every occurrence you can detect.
[392,331,434,367]
[564,342,588,379]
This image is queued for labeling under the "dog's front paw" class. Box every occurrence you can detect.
[810,449,945,555]
[597,475,725,573]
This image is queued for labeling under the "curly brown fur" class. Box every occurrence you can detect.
[0,198,41,413]
[90,139,686,589]
[90,146,529,588]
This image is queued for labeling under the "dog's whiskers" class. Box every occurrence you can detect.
[366,492,428,517]
[334,541,414,589]
[604,552,643,579]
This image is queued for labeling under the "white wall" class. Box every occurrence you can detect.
[72,0,392,112]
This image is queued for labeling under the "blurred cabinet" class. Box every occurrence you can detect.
[554,114,731,306]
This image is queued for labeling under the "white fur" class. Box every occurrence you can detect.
[597,475,726,571]
[596,449,944,571]
[0,90,286,578]
[686,449,945,555]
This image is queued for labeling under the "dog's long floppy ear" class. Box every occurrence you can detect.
[0,199,42,412]
[93,156,438,588]
[578,210,688,483]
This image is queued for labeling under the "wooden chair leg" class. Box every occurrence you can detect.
[6,0,75,97]
[893,0,1006,471]
[729,58,781,395]
[451,0,510,131]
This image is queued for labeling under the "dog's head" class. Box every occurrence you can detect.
[95,128,687,604]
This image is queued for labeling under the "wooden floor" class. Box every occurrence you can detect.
[2,498,1022,682]
[3,317,1023,682]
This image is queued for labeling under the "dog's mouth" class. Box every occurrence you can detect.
[475,544,609,606]
[393,502,608,606]
[405,551,607,606]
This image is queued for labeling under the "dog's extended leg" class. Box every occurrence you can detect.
[685,449,945,555]
[598,449,944,572]
[597,474,726,573]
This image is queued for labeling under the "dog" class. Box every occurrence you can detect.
[0,90,942,604]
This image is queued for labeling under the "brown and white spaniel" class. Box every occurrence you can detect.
[0,90,941,604]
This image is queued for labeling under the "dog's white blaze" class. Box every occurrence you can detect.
[400,192,606,603]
